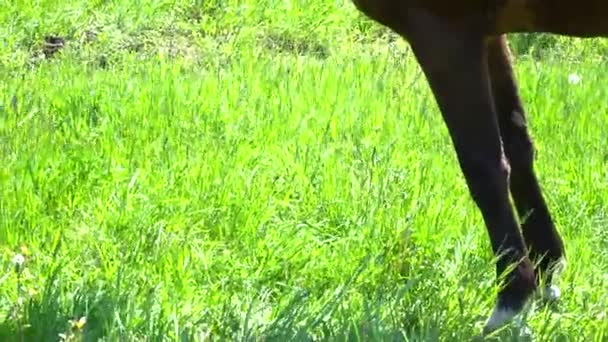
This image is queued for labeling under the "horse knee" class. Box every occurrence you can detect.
[458,150,511,213]
[503,129,535,172]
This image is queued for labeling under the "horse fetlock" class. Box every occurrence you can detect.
[483,303,520,335]
[539,284,561,303]
[550,257,567,278]
[497,256,537,307]
[534,259,565,304]
[537,256,566,291]
[483,269,535,335]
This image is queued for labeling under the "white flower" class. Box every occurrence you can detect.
[568,73,582,85]
[13,253,25,273]
[12,254,25,266]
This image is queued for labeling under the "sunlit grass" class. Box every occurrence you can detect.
[1,1,607,341]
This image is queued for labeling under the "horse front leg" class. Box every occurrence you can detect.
[399,11,537,333]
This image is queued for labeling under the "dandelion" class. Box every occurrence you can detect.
[60,316,87,342]
[568,73,582,85]
[73,316,87,330]
[12,253,25,273]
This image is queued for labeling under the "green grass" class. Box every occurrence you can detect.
[1,0,607,341]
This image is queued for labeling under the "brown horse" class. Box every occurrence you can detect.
[350,0,607,334]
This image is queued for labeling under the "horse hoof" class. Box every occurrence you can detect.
[540,284,561,302]
[482,303,520,335]
[539,258,566,303]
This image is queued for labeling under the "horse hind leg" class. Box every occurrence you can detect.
[393,10,537,334]
[486,35,566,301]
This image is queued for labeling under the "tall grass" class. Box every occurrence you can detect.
[1,1,607,341]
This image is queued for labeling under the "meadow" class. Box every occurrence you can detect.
[1,1,607,341]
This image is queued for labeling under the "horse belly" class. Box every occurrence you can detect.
[534,2,608,37]
[496,0,608,37]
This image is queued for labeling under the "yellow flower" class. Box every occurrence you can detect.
[73,316,87,330]
[20,245,31,256]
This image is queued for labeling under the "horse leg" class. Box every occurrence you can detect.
[395,11,536,333]
[486,35,566,300]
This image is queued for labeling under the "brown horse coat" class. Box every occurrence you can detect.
[351,0,607,334]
